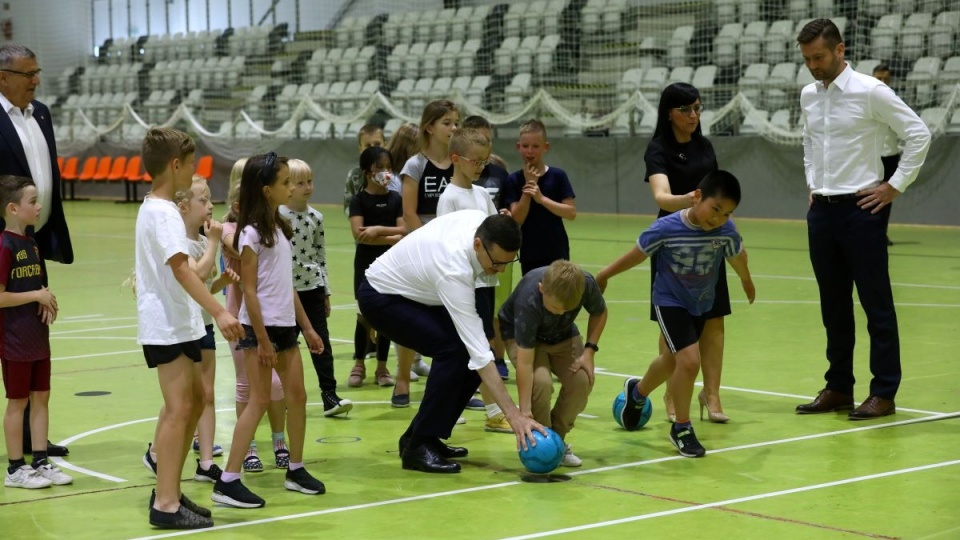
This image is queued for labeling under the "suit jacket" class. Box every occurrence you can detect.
[0,99,74,264]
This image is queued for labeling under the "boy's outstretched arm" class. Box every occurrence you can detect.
[596,246,647,293]
[727,248,755,304]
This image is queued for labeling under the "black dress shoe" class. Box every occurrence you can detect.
[796,389,854,414]
[849,395,896,420]
[46,441,70,457]
[430,439,468,459]
[401,444,461,473]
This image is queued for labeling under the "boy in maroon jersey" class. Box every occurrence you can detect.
[0,175,71,489]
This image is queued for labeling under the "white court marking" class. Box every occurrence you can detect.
[125,413,960,539]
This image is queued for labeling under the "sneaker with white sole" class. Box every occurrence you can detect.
[143,443,158,477]
[192,437,224,457]
[321,391,354,417]
[412,357,431,377]
[34,461,73,485]
[194,460,223,483]
[561,444,582,467]
[456,416,467,425]
[4,465,52,489]
[483,412,513,433]
[212,478,265,508]
[669,425,707,458]
[284,467,326,495]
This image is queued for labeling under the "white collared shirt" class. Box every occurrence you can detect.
[801,63,931,194]
[365,209,494,371]
[0,93,53,228]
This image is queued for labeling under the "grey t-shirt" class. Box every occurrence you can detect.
[498,266,606,348]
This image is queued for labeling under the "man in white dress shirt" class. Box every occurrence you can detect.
[794,19,931,420]
[0,44,73,456]
[357,210,545,473]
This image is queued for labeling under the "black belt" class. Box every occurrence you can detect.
[812,193,860,203]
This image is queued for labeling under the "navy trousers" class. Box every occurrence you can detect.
[807,199,901,399]
[357,279,480,439]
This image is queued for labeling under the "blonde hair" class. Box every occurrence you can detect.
[450,128,490,158]
[386,122,420,173]
[228,157,248,195]
[141,128,196,178]
[541,260,586,310]
[287,158,312,184]
[419,99,458,150]
[519,118,548,140]
[174,176,208,207]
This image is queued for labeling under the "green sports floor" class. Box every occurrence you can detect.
[0,201,958,539]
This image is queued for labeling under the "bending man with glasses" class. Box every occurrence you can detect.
[0,44,74,458]
[357,210,545,474]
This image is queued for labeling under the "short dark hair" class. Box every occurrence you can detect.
[359,145,391,174]
[872,63,890,74]
[476,214,521,253]
[796,18,843,49]
[462,115,492,130]
[698,170,741,206]
[0,175,35,217]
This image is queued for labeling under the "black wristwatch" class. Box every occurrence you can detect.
[584,342,599,352]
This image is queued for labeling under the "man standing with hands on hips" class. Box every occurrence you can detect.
[794,19,930,419]
[0,44,74,455]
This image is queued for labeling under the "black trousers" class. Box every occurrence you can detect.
[807,198,900,399]
[357,279,480,440]
[297,287,337,393]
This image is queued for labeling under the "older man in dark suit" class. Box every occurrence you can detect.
[0,44,74,456]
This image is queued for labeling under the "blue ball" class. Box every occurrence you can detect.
[612,390,653,431]
[518,428,565,474]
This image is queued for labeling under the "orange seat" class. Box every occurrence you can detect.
[195,155,213,180]
[91,156,113,181]
[77,156,99,182]
[106,156,127,182]
[57,156,64,173]
[60,156,80,200]
[124,156,150,202]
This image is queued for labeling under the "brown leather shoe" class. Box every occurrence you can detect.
[795,389,854,414]
[848,395,896,420]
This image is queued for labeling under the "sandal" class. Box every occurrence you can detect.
[274,448,290,469]
[242,454,263,473]
[348,364,366,388]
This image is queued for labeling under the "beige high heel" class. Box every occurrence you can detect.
[698,391,729,423]
[663,393,676,423]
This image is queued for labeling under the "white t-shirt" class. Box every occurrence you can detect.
[187,235,214,326]
[365,209,494,370]
[135,197,205,345]
[237,225,296,327]
[436,185,499,288]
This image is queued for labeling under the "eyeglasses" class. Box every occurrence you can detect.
[673,104,705,116]
[259,152,277,185]
[458,155,490,168]
[1,68,42,79]
[482,242,519,268]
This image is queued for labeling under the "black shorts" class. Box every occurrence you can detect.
[143,339,203,369]
[475,286,496,340]
[199,324,216,350]
[649,253,731,321]
[236,324,299,352]
[654,305,707,354]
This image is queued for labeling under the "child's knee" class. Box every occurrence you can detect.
[284,383,307,408]
[235,380,250,403]
[270,372,285,401]
[5,397,28,414]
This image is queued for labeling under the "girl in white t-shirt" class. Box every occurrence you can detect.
[212,153,326,509]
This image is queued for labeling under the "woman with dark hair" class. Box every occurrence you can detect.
[644,82,731,424]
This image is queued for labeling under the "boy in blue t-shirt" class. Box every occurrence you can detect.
[596,170,755,458]
[502,119,576,276]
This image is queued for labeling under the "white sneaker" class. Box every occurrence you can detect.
[35,462,73,485]
[561,444,582,467]
[456,416,467,425]
[412,357,431,377]
[4,465,53,489]
[409,370,419,382]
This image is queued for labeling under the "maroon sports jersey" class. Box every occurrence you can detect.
[0,230,50,362]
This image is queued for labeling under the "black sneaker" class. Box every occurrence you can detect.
[669,425,707,458]
[321,391,354,417]
[212,478,265,508]
[284,467,326,495]
[620,378,645,431]
[194,460,223,483]
[149,489,213,518]
[149,502,213,529]
[143,443,157,477]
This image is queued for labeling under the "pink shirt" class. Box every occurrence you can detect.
[237,224,296,327]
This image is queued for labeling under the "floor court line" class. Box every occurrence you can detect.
[124,415,960,539]
[499,459,960,540]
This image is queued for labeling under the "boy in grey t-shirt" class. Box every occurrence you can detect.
[497,260,607,467]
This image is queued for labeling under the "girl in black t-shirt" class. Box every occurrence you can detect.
[643,83,734,425]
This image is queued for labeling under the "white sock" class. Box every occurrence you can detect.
[199,459,214,471]
[485,403,502,419]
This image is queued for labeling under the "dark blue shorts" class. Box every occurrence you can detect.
[654,306,707,354]
[199,324,216,350]
[236,324,299,352]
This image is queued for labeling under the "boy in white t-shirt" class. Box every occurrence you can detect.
[436,128,514,433]
[136,128,242,530]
